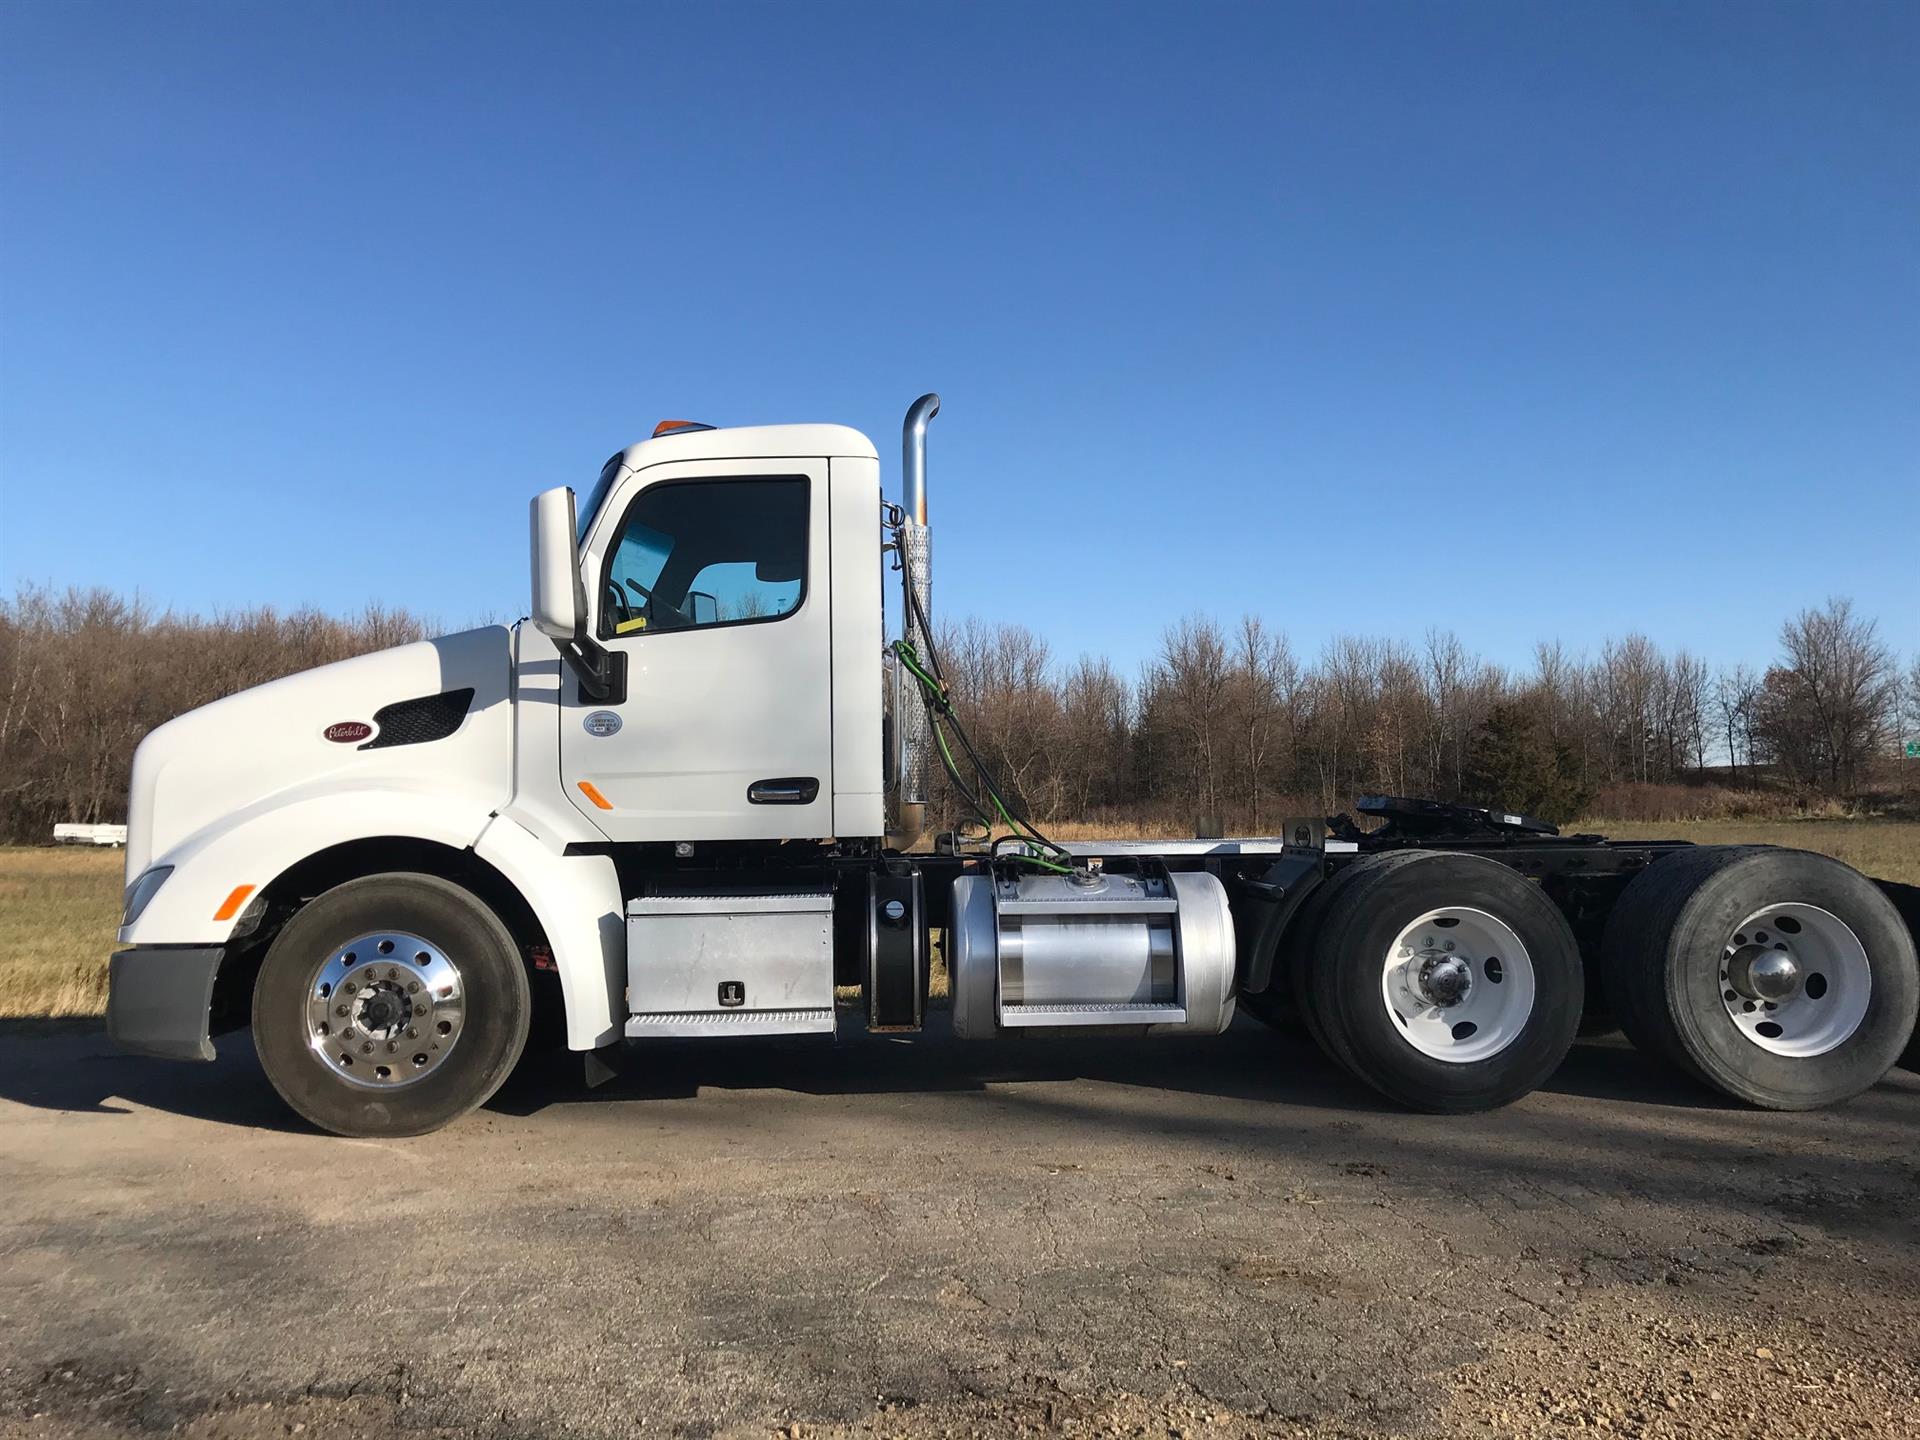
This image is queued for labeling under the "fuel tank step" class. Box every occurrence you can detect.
[998,1001,1189,1028]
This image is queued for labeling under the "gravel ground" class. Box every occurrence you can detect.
[1,1018,1915,1440]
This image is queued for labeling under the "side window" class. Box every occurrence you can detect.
[600,476,808,638]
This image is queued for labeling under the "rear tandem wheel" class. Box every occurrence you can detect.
[1601,846,1918,1109]
[1291,851,1585,1112]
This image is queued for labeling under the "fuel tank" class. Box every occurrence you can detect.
[948,868,1236,1038]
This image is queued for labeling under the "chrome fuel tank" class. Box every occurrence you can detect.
[949,868,1236,1038]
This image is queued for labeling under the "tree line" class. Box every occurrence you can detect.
[1,584,1914,845]
[1,587,428,845]
[927,596,1919,832]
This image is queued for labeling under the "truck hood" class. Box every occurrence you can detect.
[125,625,516,880]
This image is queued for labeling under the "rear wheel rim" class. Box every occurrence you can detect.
[1380,906,1536,1063]
[304,931,466,1088]
[1717,902,1869,1058]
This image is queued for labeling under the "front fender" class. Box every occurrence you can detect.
[121,784,498,947]
[120,787,627,1052]
[474,815,623,1049]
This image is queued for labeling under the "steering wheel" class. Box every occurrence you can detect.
[604,579,636,629]
[625,576,691,628]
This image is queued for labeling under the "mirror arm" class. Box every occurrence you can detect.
[557,632,627,705]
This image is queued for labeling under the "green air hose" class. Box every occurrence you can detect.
[893,637,1075,873]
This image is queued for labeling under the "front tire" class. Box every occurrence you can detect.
[1300,851,1584,1112]
[1601,847,1917,1110]
[253,873,531,1137]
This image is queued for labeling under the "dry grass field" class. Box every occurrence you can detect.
[3,820,1917,1019]
[1573,818,1920,886]
[0,845,123,1019]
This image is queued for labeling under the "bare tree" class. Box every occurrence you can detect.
[1057,655,1131,817]
[1229,617,1297,831]
[1714,663,1761,783]
[1150,616,1232,822]
[1761,598,1898,793]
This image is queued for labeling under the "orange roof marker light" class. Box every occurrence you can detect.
[213,884,257,922]
[577,780,615,810]
[652,419,716,438]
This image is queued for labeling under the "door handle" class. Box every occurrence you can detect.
[747,777,819,805]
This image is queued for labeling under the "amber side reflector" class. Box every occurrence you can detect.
[213,884,256,922]
[652,419,704,438]
[577,780,614,810]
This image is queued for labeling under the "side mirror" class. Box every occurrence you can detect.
[530,486,584,641]
[528,485,626,703]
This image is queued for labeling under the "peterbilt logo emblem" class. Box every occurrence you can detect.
[582,710,623,738]
[322,721,376,744]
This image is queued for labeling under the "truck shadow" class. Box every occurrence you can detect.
[4,1013,1911,1138]
[488,1009,1735,1116]
[0,1019,295,1130]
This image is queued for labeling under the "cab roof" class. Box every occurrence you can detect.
[614,422,878,472]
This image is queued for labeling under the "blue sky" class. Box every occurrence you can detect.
[3,1,1915,681]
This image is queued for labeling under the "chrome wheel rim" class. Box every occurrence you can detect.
[1718,903,1869,1058]
[1381,906,1536,1063]
[305,932,465,1088]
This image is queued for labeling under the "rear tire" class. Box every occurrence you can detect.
[253,873,531,1137]
[1601,847,1917,1109]
[1300,851,1584,1112]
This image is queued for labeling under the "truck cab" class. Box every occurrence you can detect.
[547,422,884,845]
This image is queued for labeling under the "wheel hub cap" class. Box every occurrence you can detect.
[1717,903,1870,1058]
[305,931,465,1088]
[1728,944,1800,1002]
[1380,907,1537,1064]
[1417,954,1474,1007]
[355,982,413,1035]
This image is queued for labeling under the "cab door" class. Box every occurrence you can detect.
[560,459,834,842]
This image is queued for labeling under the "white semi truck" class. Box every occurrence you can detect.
[108,397,1920,1136]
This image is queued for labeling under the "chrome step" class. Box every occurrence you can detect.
[625,1007,835,1039]
[998,1001,1188,1028]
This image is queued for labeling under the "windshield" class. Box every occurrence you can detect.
[576,454,623,544]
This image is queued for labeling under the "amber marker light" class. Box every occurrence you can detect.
[577,780,614,810]
[213,884,257,921]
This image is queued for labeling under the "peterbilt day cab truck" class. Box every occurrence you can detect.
[108,397,1920,1136]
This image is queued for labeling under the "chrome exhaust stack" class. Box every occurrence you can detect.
[892,392,940,851]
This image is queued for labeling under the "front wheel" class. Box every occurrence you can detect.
[1299,851,1584,1112]
[253,873,531,1137]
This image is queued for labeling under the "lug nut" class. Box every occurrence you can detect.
[387,1041,398,1053]
[407,981,420,994]
[361,1042,374,1055]
[415,1003,427,1016]
[407,1027,419,1039]
[335,1004,349,1017]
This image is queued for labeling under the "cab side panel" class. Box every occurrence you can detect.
[829,455,884,838]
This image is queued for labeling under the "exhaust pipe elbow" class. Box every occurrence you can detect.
[901,393,940,527]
